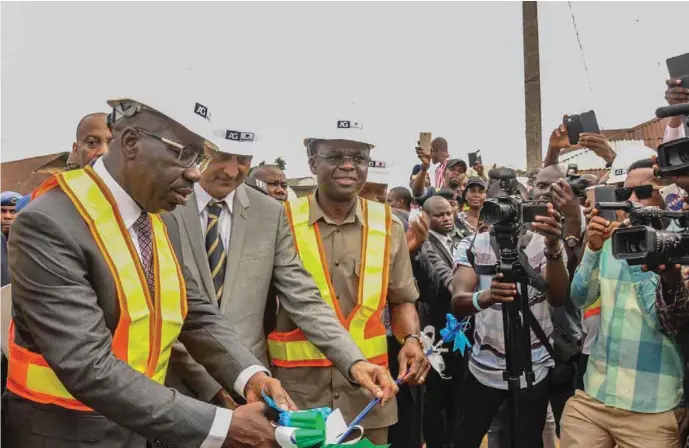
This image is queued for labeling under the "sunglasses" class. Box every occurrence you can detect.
[615,184,662,201]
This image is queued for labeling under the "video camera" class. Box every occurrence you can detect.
[568,176,593,200]
[596,201,689,267]
[481,168,549,228]
[655,102,689,177]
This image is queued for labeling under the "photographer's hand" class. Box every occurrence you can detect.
[579,133,615,165]
[415,145,431,170]
[551,180,580,220]
[531,204,563,248]
[586,210,617,251]
[665,78,689,130]
[543,121,572,167]
[477,273,516,309]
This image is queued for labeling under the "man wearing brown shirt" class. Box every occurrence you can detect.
[268,121,429,444]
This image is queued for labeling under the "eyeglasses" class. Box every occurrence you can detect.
[136,128,211,172]
[314,154,371,166]
[615,184,662,201]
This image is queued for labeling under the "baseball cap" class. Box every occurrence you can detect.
[1,192,21,207]
[464,177,487,190]
[446,159,467,171]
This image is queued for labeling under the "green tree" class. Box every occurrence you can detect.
[274,157,286,170]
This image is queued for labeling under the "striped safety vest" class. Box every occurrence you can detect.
[7,167,187,411]
[267,196,391,368]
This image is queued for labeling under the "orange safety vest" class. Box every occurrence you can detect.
[267,196,391,368]
[7,167,187,411]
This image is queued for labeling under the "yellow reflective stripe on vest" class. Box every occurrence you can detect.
[269,334,388,362]
[59,169,152,375]
[288,197,339,313]
[151,214,187,384]
[350,200,389,342]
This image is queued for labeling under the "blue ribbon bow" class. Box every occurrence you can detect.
[439,313,472,356]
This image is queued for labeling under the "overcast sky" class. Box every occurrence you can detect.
[2,2,688,188]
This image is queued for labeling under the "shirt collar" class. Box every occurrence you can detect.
[195,183,235,216]
[430,229,452,243]
[92,158,142,231]
[308,190,363,226]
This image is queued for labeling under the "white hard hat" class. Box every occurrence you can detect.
[208,126,259,157]
[303,119,375,149]
[107,93,218,148]
[606,144,657,184]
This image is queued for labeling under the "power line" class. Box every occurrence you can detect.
[567,1,594,96]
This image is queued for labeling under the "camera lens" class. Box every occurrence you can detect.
[481,199,516,225]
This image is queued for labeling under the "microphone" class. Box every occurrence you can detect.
[655,103,689,118]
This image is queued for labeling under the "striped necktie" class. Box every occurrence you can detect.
[206,201,227,303]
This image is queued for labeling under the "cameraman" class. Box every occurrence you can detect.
[561,158,685,448]
[450,182,569,448]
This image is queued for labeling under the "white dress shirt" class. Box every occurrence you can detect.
[194,183,235,250]
[93,160,266,448]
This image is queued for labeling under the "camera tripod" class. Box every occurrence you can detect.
[490,223,549,448]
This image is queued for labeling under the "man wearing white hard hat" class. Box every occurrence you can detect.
[266,119,429,444]
[166,120,395,412]
[5,93,288,448]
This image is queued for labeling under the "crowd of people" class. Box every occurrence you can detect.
[0,76,687,448]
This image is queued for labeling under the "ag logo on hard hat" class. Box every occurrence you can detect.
[225,130,255,142]
[194,102,211,120]
[337,121,363,130]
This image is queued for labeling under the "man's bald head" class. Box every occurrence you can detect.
[72,112,111,168]
[533,165,565,202]
[423,195,454,233]
[430,137,449,164]
[423,195,449,215]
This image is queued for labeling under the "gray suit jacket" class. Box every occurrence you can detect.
[7,186,261,448]
[166,185,364,402]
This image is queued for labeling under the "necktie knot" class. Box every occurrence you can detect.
[207,201,224,219]
[134,212,152,235]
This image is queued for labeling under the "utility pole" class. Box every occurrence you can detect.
[523,1,542,170]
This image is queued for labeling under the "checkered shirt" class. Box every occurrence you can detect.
[571,241,684,413]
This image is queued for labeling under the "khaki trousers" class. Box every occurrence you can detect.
[363,427,389,445]
[561,390,686,448]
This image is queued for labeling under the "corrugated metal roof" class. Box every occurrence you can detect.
[1,152,68,194]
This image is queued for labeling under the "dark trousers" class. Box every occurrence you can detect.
[387,336,423,448]
[423,353,466,448]
[576,354,589,390]
[453,370,550,448]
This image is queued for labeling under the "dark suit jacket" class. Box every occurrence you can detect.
[7,186,261,448]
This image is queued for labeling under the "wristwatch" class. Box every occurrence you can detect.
[565,235,581,248]
[403,333,423,346]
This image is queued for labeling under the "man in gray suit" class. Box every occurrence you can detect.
[6,93,291,448]
[166,124,398,407]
